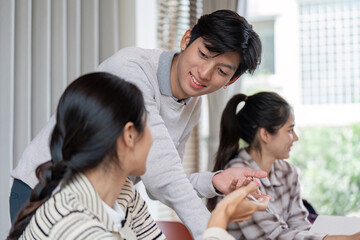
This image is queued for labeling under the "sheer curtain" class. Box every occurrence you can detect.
[0,0,138,237]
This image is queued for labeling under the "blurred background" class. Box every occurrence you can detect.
[1,0,359,238]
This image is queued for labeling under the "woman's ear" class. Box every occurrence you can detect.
[122,122,136,149]
[180,29,192,50]
[259,128,271,144]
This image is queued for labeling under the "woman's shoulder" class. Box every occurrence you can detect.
[225,158,248,168]
[23,194,109,239]
[274,159,300,176]
[46,190,93,219]
[48,212,117,239]
[225,148,253,169]
[44,190,86,216]
[274,159,297,169]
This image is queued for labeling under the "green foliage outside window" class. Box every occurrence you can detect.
[289,123,360,216]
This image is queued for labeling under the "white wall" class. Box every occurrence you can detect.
[246,0,301,105]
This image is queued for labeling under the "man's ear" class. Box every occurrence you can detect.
[259,128,271,144]
[180,29,192,50]
[122,122,136,148]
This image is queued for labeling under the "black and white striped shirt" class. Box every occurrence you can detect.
[19,173,165,240]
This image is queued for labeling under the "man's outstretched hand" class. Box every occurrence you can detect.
[212,167,267,195]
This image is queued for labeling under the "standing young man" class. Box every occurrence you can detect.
[10,10,265,239]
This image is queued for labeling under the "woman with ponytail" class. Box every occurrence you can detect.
[207,92,360,240]
[8,72,165,240]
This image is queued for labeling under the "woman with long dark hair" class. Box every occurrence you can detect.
[8,72,164,240]
[208,92,360,240]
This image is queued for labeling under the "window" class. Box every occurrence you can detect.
[252,20,275,75]
[157,0,202,50]
[300,0,360,104]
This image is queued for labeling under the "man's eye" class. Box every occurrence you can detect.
[218,68,227,76]
[199,50,206,57]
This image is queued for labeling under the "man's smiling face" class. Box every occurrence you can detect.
[170,31,241,100]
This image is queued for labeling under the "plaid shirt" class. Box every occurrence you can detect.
[219,149,326,240]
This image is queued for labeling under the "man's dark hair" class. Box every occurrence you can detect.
[188,9,262,80]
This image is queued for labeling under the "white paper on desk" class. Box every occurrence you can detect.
[310,215,360,234]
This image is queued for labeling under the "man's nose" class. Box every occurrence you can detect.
[198,61,213,81]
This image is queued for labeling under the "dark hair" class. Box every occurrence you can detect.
[188,9,262,80]
[207,92,291,211]
[8,72,146,239]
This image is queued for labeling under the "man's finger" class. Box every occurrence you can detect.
[243,168,267,178]
[226,181,257,199]
[230,178,238,190]
[236,177,250,188]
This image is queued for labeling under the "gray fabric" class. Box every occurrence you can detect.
[157,50,176,97]
[157,50,190,104]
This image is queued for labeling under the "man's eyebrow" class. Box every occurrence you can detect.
[219,63,236,70]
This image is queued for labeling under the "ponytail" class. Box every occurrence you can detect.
[8,125,73,240]
[213,94,247,171]
[207,94,247,211]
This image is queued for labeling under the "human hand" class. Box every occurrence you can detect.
[324,232,360,240]
[212,167,267,195]
[208,182,270,229]
[349,233,360,240]
[350,233,360,240]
